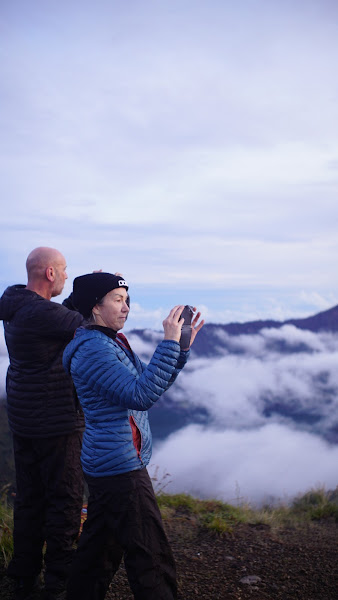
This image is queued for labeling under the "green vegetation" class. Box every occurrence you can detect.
[157,485,338,535]
[0,485,14,567]
[0,405,15,490]
[157,493,245,534]
[1,485,338,567]
[291,486,338,521]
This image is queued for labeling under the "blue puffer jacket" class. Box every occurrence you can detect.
[63,327,189,477]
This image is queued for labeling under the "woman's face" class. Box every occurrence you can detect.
[93,287,130,330]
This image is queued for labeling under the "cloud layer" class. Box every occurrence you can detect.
[150,423,338,505]
[130,325,338,503]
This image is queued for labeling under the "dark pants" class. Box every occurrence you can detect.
[67,468,177,600]
[7,431,84,591]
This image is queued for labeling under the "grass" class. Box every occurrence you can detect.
[0,485,14,568]
[1,485,338,567]
[157,485,338,535]
[291,486,338,521]
[157,493,246,534]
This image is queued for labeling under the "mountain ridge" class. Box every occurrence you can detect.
[184,304,338,356]
[220,303,338,334]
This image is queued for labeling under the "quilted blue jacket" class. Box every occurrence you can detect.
[63,327,189,477]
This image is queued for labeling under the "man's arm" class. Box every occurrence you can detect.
[39,300,85,339]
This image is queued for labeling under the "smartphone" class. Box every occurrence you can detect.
[179,305,194,349]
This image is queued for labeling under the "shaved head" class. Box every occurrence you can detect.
[26,247,65,278]
[26,247,68,299]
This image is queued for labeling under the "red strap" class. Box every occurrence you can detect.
[116,332,134,355]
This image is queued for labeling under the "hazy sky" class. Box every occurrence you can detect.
[1,0,338,329]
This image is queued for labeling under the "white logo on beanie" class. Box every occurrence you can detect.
[118,279,128,286]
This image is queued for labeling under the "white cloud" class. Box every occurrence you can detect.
[127,324,338,446]
[125,304,166,333]
[125,328,162,360]
[151,423,338,504]
[261,325,327,350]
[298,291,338,311]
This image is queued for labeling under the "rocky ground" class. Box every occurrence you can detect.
[1,512,337,599]
[106,513,338,600]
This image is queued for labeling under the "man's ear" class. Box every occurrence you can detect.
[45,266,55,282]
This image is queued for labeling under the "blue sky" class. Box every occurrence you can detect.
[1,0,338,330]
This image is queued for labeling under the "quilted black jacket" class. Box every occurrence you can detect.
[0,284,85,437]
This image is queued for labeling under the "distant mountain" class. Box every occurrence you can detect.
[189,304,338,357]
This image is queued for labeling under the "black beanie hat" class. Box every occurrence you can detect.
[72,272,129,318]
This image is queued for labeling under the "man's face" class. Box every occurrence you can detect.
[94,288,130,330]
[51,256,68,297]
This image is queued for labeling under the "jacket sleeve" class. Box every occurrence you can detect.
[62,293,77,311]
[36,301,85,339]
[137,348,190,388]
[72,338,188,411]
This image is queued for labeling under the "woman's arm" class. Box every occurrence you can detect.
[72,336,183,411]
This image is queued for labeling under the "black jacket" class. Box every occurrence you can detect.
[0,284,85,437]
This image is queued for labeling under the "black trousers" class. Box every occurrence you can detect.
[67,468,177,600]
[7,431,83,591]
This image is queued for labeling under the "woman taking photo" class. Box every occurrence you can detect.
[62,272,204,600]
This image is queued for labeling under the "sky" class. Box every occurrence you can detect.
[1,0,338,331]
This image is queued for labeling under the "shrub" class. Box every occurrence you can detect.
[291,486,338,522]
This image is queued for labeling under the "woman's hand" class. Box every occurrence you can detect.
[163,305,185,343]
[188,308,204,348]
[163,305,205,348]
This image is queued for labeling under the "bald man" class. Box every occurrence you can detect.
[0,247,85,600]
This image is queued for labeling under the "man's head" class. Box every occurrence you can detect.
[26,247,68,299]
